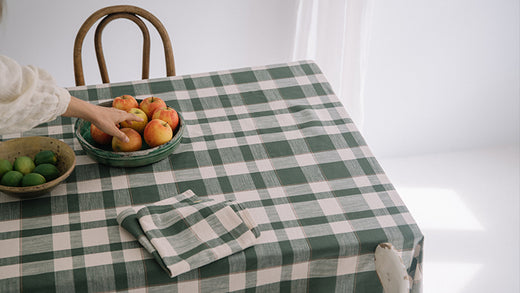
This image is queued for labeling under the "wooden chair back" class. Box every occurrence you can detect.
[73,5,175,86]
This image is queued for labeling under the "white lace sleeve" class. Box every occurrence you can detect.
[0,55,71,135]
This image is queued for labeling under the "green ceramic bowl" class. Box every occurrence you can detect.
[74,101,184,168]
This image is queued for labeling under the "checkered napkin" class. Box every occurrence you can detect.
[116,190,261,278]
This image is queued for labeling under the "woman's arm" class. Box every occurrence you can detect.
[62,96,142,143]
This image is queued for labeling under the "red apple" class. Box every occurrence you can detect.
[112,95,138,112]
[90,123,112,145]
[120,108,148,133]
[151,107,180,130]
[143,119,173,147]
[139,97,166,119]
[112,128,142,152]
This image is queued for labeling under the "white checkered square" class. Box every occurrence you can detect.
[77,179,102,194]
[265,186,285,199]
[314,108,333,122]
[47,125,64,135]
[364,192,386,210]
[196,87,219,98]
[123,247,144,262]
[276,113,296,127]
[239,118,257,131]
[329,221,353,234]
[376,215,397,228]
[54,257,73,272]
[223,85,240,94]
[283,130,303,140]
[257,266,282,286]
[198,166,217,179]
[177,280,200,292]
[353,176,372,188]
[80,209,107,223]
[337,148,356,161]
[229,272,246,292]
[309,181,331,194]
[284,226,306,240]
[51,183,68,196]
[151,237,178,257]
[232,105,249,115]
[255,159,273,172]
[224,162,249,176]
[209,120,233,135]
[257,79,277,90]
[267,100,287,111]
[257,229,276,244]
[248,206,270,225]
[318,198,344,216]
[191,141,209,151]
[84,251,113,267]
[174,90,191,100]
[0,264,19,279]
[0,238,19,258]
[53,232,71,251]
[275,204,297,221]
[294,153,316,167]
[212,243,233,259]
[291,261,309,280]
[337,256,358,275]
[204,108,226,118]
[81,227,110,247]
[215,207,242,231]
[154,171,175,185]
[215,137,239,149]
[323,125,342,135]
[295,75,311,85]
[191,220,219,243]
[0,219,20,233]
[245,134,262,146]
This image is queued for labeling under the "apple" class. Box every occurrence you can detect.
[143,119,173,147]
[120,108,148,133]
[151,107,180,130]
[90,123,112,145]
[113,95,138,112]
[112,128,142,152]
[139,96,166,119]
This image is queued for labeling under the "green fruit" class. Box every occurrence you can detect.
[34,150,57,165]
[0,170,24,187]
[0,159,13,179]
[21,173,46,187]
[33,163,60,181]
[13,156,35,175]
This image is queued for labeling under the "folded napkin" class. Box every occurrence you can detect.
[117,190,260,278]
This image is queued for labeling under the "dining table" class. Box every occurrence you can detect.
[0,60,423,292]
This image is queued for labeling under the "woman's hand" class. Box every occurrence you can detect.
[62,96,143,142]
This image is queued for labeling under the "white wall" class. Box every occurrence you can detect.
[1,0,518,158]
[0,0,298,86]
[362,0,519,157]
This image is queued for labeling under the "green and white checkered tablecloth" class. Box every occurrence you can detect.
[0,61,423,292]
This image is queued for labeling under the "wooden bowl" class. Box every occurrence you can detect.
[74,101,185,168]
[0,136,76,198]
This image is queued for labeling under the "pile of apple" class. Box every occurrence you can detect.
[90,95,180,152]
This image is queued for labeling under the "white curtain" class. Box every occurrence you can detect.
[292,0,374,129]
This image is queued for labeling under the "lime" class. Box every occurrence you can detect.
[21,173,46,187]
[33,163,60,181]
[0,159,13,179]
[34,150,57,165]
[13,156,35,175]
[0,170,24,187]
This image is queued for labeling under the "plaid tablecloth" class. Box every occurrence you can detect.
[0,61,423,292]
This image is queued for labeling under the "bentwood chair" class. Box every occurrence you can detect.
[73,5,176,86]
